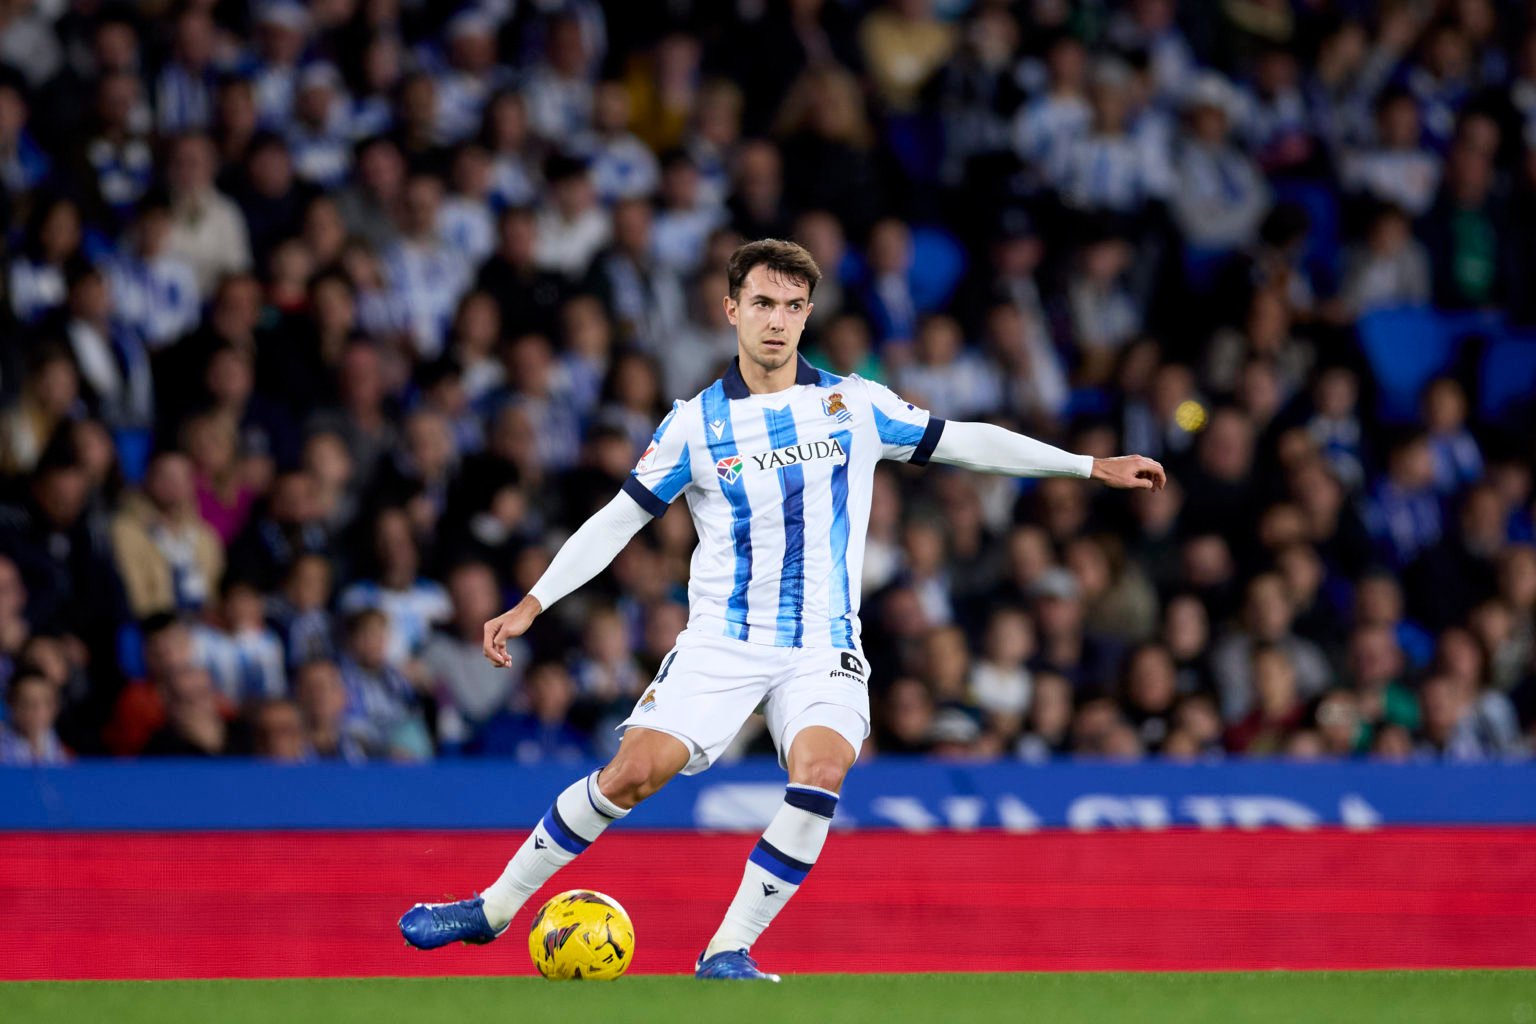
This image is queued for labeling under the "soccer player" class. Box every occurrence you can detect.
[399,239,1165,979]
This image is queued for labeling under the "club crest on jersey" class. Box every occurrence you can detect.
[748,438,847,472]
[640,689,657,712]
[716,456,744,484]
[822,392,852,423]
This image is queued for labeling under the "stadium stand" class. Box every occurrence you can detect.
[0,0,1534,768]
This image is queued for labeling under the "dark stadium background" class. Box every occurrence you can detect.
[0,0,1534,980]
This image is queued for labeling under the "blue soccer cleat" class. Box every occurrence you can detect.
[399,895,508,950]
[695,948,781,982]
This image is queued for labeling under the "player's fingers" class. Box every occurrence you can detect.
[483,621,505,666]
[1143,458,1167,490]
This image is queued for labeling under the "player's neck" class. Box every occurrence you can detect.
[736,351,799,395]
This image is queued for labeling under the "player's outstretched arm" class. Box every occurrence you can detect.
[482,490,653,667]
[928,420,1165,491]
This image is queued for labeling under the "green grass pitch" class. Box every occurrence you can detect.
[3,971,1533,1024]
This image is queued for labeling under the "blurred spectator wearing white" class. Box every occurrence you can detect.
[1055,59,1172,214]
[104,198,201,350]
[338,509,451,668]
[250,2,310,130]
[892,314,999,420]
[155,9,219,136]
[1171,73,1270,254]
[483,91,541,208]
[336,608,431,760]
[1067,231,1143,382]
[1107,0,1196,104]
[652,150,727,275]
[286,63,352,188]
[1421,378,1483,496]
[440,145,498,267]
[62,263,153,432]
[383,174,473,360]
[432,11,513,145]
[578,81,660,203]
[1013,35,1091,185]
[163,133,252,296]
[591,198,685,351]
[523,14,595,142]
[8,196,82,325]
[191,579,287,704]
[1342,90,1441,216]
[535,154,611,279]
[0,673,69,764]
[1338,204,1431,315]
[1210,573,1333,722]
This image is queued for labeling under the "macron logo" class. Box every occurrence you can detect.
[710,419,726,439]
[749,438,847,472]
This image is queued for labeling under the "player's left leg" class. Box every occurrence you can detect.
[699,725,854,979]
[698,653,868,980]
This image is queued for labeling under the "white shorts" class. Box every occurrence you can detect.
[617,629,871,775]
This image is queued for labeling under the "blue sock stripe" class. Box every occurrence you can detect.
[750,838,812,884]
[586,773,619,821]
[542,805,590,854]
[784,785,839,819]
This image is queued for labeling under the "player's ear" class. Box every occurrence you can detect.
[722,294,737,325]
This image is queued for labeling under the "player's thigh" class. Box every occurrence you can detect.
[763,646,871,773]
[617,631,777,776]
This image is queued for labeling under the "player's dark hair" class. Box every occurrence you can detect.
[726,238,822,300]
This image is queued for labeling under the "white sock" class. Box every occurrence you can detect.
[481,770,628,929]
[704,784,838,958]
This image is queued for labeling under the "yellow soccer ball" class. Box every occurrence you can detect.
[527,890,635,980]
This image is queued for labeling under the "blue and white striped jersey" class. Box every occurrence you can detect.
[623,355,944,650]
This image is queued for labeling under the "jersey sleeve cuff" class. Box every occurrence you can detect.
[909,417,947,466]
[622,475,669,518]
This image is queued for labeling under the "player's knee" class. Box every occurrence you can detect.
[597,757,668,808]
[793,757,849,794]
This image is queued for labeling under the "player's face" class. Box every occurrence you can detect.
[724,265,813,374]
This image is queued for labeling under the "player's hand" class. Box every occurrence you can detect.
[1090,455,1166,491]
[483,596,542,667]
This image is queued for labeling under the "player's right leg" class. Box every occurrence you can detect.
[398,729,688,950]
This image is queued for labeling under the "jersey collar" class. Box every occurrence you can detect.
[722,353,820,399]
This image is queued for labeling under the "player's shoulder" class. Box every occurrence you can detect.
[669,388,711,423]
[836,372,901,403]
[803,365,869,394]
[665,385,722,434]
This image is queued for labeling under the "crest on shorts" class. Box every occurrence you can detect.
[822,392,852,423]
[716,455,743,484]
[640,689,657,712]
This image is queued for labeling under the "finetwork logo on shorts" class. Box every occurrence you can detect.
[831,651,866,686]
[716,455,743,484]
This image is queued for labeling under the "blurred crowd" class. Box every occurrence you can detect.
[1,0,1534,766]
